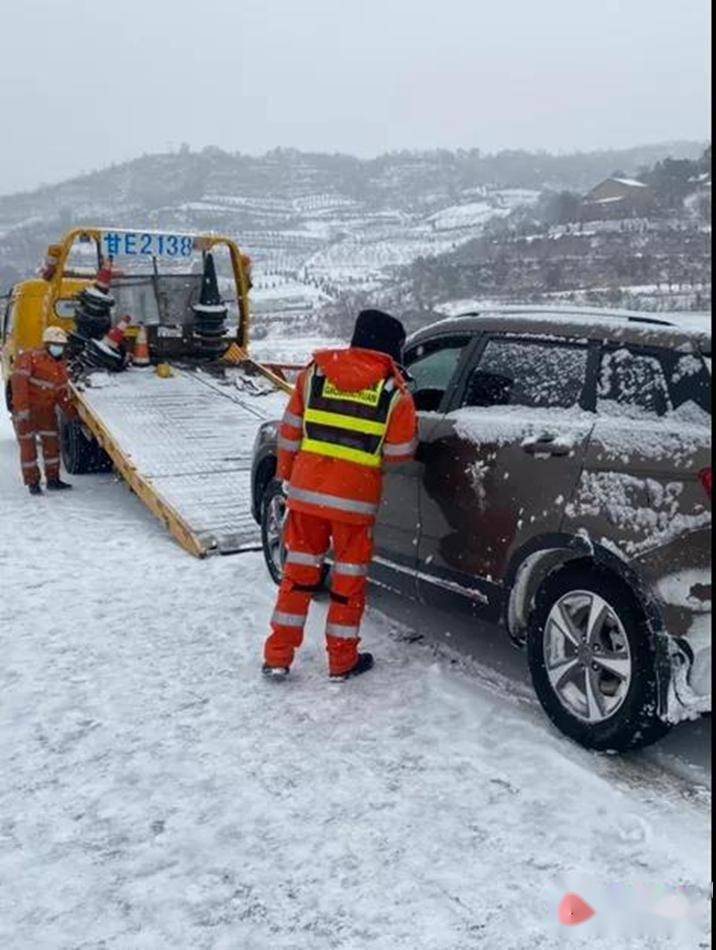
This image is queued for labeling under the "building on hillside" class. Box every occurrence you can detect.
[581,177,654,220]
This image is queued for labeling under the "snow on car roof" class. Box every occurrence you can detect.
[410,306,711,350]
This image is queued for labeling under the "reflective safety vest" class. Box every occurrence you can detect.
[300,367,400,468]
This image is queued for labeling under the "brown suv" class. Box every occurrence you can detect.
[251,307,711,751]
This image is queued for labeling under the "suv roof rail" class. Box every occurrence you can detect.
[458,304,676,328]
[624,315,675,327]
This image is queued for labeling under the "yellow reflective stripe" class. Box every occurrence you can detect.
[322,377,385,407]
[304,408,387,436]
[300,438,383,468]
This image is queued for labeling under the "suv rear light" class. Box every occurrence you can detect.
[699,467,712,500]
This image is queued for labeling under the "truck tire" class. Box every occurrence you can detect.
[526,564,670,752]
[61,417,113,475]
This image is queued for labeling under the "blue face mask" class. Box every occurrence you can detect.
[48,344,65,359]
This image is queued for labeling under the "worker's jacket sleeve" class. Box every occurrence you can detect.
[55,369,76,417]
[382,390,418,465]
[276,367,309,481]
[10,353,33,428]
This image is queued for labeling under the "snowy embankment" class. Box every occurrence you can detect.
[0,410,710,949]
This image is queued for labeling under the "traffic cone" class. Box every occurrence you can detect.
[103,315,131,350]
[86,315,131,370]
[192,253,228,356]
[95,261,114,293]
[133,324,150,366]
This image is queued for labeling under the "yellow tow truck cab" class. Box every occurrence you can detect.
[1,226,254,411]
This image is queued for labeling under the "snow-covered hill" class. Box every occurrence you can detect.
[0,142,705,315]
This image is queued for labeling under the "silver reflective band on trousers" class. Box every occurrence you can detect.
[287,485,378,516]
[333,561,369,576]
[326,622,360,639]
[28,377,56,390]
[272,610,307,628]
[285,550,326,567]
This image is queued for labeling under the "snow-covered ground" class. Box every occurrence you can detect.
[0,410,710,949]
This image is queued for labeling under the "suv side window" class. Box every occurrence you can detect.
[598,347,671,418]
[405,335,470,411]
[662,351,711,417]
[462,337,589,409]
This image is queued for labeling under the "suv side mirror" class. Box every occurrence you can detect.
[465,371,513,407]
[412,387,444,412]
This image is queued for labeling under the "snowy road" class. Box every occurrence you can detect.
[0,411,710,949]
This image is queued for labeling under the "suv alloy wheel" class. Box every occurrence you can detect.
[526,564,670,751]
[260,480,287,585]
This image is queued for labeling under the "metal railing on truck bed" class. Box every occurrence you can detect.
[71,362,289,557]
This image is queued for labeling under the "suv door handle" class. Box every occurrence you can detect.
[521,434,571,457]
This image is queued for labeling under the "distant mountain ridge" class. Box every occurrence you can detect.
[0,140,706,296]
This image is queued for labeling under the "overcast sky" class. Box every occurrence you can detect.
[0,0,710,195]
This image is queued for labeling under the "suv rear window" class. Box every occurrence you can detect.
[598,346,711,420]
[463,338,588,410]
[663,351,711,416]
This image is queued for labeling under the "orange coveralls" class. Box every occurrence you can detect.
[10,348,75,486]
[264,347,418,675]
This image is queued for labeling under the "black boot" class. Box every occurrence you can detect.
[330,653,374,681]
[46,477,73,491]
[28,482,43,496]
[262,663,289,681]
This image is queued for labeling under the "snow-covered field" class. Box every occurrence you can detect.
[0,409,710,949]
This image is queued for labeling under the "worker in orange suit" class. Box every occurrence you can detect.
[11,326,76,495]
[263,309,418,680]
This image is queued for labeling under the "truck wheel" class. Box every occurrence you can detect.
[61,418,113,474]
[526,565,670,752]
[261,480,287,585]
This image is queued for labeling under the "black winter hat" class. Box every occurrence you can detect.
[350,309,406,365]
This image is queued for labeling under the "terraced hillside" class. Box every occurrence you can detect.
[0,143,704,322]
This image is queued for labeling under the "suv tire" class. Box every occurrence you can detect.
[526,564,670,752]
[61,417,113,475]
[261,480,287,585]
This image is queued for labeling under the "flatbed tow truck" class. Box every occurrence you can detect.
[1,228,295,557]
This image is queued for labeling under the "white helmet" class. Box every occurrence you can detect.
[42,326,68,345]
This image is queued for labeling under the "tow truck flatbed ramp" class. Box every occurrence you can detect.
[73,366,288,557]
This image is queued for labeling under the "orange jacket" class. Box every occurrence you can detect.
[278,347,418,524]
[11,348,74,424]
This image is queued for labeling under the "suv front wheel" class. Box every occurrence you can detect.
[526,564,670,752]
